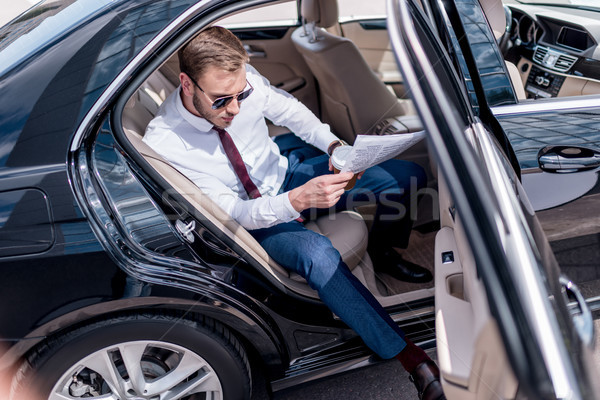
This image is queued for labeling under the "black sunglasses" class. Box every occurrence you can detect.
[186,73,254,110]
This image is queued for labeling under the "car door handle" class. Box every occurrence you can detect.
[243,44,266,58]
[560,276,594,347]
[538,145,600,173]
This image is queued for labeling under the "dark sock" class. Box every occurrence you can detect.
[395,338,430,374]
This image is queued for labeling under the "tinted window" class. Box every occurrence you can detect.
[220,1,298,27]
[0,0,197,169]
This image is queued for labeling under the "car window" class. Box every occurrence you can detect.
[427,0,517,107]
[219,1,298,28]
[338,0,386,20]
[0,0,112,76]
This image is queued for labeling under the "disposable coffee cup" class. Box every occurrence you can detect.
[331,145,358,190]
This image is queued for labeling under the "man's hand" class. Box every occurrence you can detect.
[288,172,354,212]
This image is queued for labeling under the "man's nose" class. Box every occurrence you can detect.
[226,98,240,115]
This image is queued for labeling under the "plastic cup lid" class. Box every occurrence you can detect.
[331,145,352,170]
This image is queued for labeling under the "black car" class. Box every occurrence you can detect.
[0,0,598,399]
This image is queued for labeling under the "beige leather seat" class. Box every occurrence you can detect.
[479,0,527,100]
[121,70,373,297]
[291,0,415,144]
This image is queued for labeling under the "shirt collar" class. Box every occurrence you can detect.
[174,86,214,133]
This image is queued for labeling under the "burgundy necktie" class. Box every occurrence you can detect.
[214,126,304,223]
[214,126,262,199]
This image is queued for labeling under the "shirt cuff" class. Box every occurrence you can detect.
[279,192,301,221]
[314,127,340,154]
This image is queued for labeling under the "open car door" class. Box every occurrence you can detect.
[387,0,600,398]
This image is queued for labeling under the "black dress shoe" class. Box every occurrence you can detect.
[409,360,446,400]
[374,250,433,283]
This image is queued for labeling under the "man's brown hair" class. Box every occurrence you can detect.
[179,26,249,80]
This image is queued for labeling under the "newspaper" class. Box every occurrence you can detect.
[340,131,427,173]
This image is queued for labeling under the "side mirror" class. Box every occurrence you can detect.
[538,145,600,173]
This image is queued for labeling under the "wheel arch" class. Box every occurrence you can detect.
[0,296,286,378]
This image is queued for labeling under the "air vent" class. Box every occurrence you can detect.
[554,54,577,72]
[533,46,578,73]
[533,46,548,64]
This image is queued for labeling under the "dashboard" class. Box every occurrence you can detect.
[503,2,600,99]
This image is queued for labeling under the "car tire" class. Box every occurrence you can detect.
[10,313,252,400]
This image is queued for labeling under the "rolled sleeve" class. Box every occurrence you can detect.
[230,193,301,230]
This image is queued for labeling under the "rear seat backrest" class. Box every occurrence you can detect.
[122,68,177,134]
[143,71,177,104]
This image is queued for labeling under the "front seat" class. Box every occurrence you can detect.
[291,0,413,144]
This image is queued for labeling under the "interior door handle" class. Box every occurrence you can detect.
[243,44,266,58]
[560,276,594,347]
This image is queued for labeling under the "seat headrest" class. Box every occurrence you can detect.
[301,0,338,28]
[479,0,506,41]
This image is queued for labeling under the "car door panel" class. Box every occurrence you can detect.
[435,175,518,399]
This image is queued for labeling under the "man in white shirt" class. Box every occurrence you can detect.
[144,27,444,399]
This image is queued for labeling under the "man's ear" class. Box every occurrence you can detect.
[180,72,193,97]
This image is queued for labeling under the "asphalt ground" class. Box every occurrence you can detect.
[273,359,417,400]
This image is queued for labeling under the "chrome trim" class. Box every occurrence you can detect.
[492,96,600,115]
[561,277,594,347]
[390,306,435,323]
[585,296,600,313]
[538,145,600,173]
[0,163,65,179]
[473,121,577,398]
[271,337,437,392]
[272,353,375,392]
[533,45,577,73]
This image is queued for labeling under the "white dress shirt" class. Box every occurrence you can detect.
[143,64,339,230]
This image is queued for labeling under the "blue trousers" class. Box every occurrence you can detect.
[249,137,426,358]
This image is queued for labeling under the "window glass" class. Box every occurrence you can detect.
[219,1,298,28]
[338,0,386,20]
